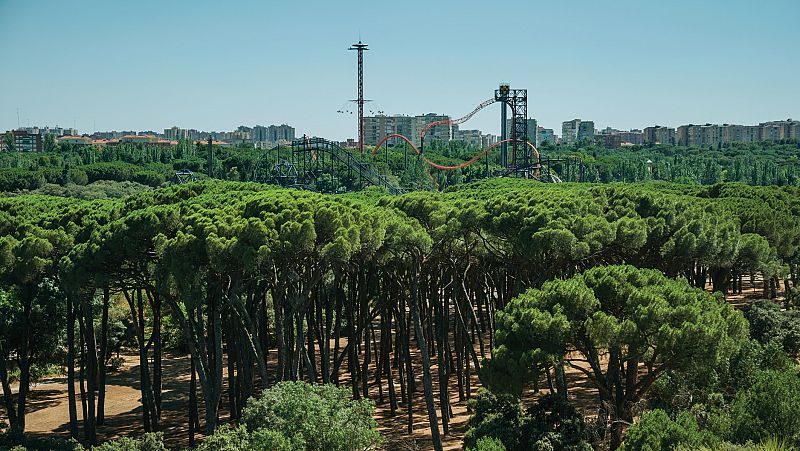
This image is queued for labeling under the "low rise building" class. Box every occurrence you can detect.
[57,135,93,146]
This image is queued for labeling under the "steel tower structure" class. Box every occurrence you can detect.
[349,41,369,154]
[495,84,528,170]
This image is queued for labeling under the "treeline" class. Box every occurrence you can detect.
[0,180,799,449]
[0,141,266,192]
[4,139,799,194]
[547,140,800,185]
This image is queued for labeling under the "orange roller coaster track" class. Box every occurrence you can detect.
[370,133,540,172]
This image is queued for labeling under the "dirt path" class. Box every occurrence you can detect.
[0,347,601,450]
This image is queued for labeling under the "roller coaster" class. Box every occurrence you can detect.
[251,78,586,192]
[248,42,585,193]
[253,137,406,194]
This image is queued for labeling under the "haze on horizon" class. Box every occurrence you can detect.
[1,0,798,140]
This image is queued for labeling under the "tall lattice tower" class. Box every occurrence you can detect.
[495,84,528,170]
[349,41,369,154]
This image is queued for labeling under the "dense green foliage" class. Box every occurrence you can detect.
[463,389,592,451]
[622,366,800,450]
[2,138,799,194]
[743,300,800,356]
[241,381,380,450]
[0,179,798,449]
[546,140,800,185]
[91,433,167,451]
[483,265,748,448]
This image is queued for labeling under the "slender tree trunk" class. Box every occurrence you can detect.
[347,277,360,399]
[151,292,162,419]
[97,286,110,426]
[385,317,398,415]
[189,354,198,447]
[79,318,88,428]
[322,293,333,384]
[332,283,344,385]
[227,318,238,420]
[436,287,449,435]
[273,288,287,382]
[82,296,98,444]
[410,267,443,451]
[0,342,19,435]
[208,292,224,434]
[66,295,78,438]
[13,286,34,435]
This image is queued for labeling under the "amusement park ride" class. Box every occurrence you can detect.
[246,41,584,192]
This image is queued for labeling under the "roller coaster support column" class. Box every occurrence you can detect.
[510,89,528,169]
[498,84,509,168]
[495,83,528,172]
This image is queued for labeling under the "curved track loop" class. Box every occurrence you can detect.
[419,98,496,140]
[370,133,541,172]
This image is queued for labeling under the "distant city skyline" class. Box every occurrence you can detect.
[1,0,798,140]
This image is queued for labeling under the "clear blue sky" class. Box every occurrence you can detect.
[1,0,798,140]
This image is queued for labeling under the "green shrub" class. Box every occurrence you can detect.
[463,389,527,450]
[241,381,381,451]
[728,370,800,444]
[91,433,166,451]
[467,437,507,451]
[0,433,82,451]
[196,425,298,451]
[745,300,800,356]
[463,390,592,451]
[68,168,89,186]
[621,409,720,451]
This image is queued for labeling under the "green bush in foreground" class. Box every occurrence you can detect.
[194,425,299,451]
[728,369,800,444]
[91,433,166,451]
[463,389,592,451]
[620,409,720,451]
[242,381,381,451]
[466,437,507,451]
[81,382,380,451]
[623,369,800,450]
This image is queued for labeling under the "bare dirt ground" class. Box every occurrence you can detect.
[0,341,607,451]
[0,278,782,450]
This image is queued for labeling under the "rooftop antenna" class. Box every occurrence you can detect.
[16,108,20,129]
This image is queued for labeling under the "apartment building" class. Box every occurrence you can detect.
[562,119,594,145]
[364,113,453,147]
[723,125,761,143]
[536,127,556,145]
[505,118,538,142]
[5,130,43,152]
[561,119,580,146]
[643,126,676,145]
